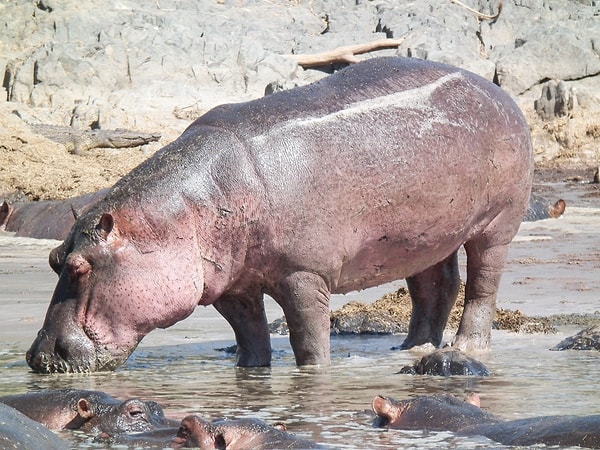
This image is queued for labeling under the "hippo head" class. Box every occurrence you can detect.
[26,204,204,373]
[372,393,488,432]
[172,416,287,449]
[76,397,173,434]
[172,415,221,450]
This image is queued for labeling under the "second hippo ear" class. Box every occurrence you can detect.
[372,396,401,424]
[215,433,227,449]
[76,398,95,420]
[96,213,114,240]
[0,201,11,226]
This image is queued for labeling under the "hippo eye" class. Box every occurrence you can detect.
[49,245,67,275]
[177,424,191,439]
[129,407,145,419]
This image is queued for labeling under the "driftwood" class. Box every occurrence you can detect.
[29,124,161,155]
[286,38,404,68]
[449,0,503,21]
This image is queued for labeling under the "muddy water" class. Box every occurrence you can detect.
[1,182,599,449]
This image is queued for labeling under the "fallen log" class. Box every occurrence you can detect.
[29,124,161,155]
[286,38,404,68]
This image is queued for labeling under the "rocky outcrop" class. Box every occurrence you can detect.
[1,0,599,199]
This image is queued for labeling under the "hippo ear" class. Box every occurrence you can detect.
[76,398,95,420]
[215,433,227,449]
[0,201,11,226]
[465,392,481,408]
[70,204,80,221]
[96,213,114,240]
[372,396,401,423]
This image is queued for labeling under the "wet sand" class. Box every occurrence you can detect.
[0,177,599,448]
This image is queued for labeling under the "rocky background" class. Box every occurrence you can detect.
[1,0,599,200]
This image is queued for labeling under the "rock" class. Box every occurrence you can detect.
[534,80,575,121]
[551,325,600,351]
[268,284,555,337]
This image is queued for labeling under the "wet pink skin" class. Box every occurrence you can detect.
[26,57,533,373]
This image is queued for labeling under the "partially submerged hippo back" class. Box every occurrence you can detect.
[0,403,67,450]
[399,347,490,376]
[27,56,533,373]
[0,389,175,433]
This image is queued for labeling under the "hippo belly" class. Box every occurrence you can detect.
[27,57,533,373]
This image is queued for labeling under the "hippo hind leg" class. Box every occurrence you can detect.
[402,251,460,349]
[269,271,331,366]
[213,291,272,367]
[450,238,510,351]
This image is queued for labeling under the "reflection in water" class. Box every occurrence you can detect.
[2,332,599,449]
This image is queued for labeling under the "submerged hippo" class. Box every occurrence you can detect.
[0,190,107,240]
[0,403,67,450]
[172,416,322,449]
[398,347,490,376]
[27,56,533,373]
[522,192,565,222]
[373,393,600,448]
[0,389,177,433]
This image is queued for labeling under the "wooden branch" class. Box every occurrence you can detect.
[286,38,404,68]
[29,124,161,155]
[449,0,503,21]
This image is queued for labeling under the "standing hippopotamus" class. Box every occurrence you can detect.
[373,393,600,448]
[172,416,322,449]
[0,189,107,240]
[26,56,533,373]
[0,389,177,433]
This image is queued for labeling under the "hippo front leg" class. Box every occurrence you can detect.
[213,292,272,367]
[451,240,509,351]
[402,252,460,349]
[270,272,331,366]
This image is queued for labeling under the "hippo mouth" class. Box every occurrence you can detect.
[26,328,126,374]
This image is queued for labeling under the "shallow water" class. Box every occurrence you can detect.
[1,181,599,449]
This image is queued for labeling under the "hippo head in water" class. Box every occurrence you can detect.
[26,192,205,373]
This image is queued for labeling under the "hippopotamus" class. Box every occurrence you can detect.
[0,403,67,450]
[172,416,323,449]
[26,56,533,373]
[0,189,107,240]
[522,192,565,221]
[373,393,600,448]
[0,389,177,433]
[398,347,490,376]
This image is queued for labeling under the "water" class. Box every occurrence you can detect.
[1,182,599,449]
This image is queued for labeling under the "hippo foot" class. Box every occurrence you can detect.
[447,333,491,353]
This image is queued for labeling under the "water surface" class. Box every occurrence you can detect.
[1,183,599,449]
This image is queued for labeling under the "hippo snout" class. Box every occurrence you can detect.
[26,327,97,373]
